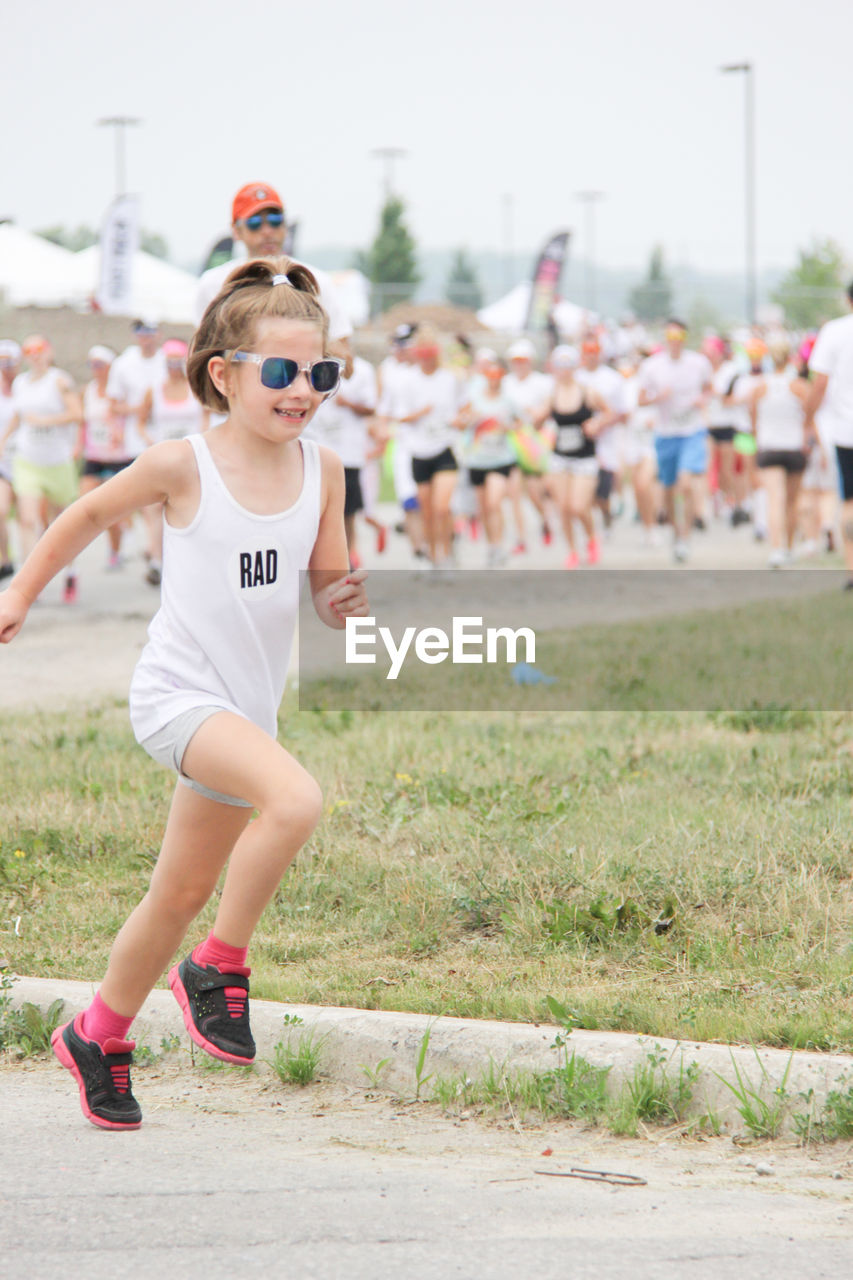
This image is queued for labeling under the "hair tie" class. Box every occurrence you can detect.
[272,274,293,287]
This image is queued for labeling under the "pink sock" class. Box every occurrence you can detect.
[78,991,134,1047]
[193,931,249,974]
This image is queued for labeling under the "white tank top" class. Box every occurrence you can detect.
[12,367,75,466]
[755,371,805,452]
[129,433,321,742]
[149,384,205,443]
[83,381,126,462]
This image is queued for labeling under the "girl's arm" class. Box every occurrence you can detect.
[308,446,368,630]
[0,441,194,642]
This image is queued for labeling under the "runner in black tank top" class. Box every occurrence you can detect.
[546,346,606,568]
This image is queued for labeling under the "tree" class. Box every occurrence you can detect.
[37,224,170,260]
[445,248,483,311]
[772,237,849,330]
[356,197,420,312]
[628,246,673,322]
[38,224,98,252]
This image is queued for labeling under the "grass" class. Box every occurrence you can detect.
[2,689,853,1052]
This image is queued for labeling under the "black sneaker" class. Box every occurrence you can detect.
[51,1017,142,1130]
[168,954,255,1064]
[0,561,14,580]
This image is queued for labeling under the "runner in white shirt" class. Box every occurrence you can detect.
[374,326,426,561]
[618,353,661,546]
[745,340,811,567]
[702,335,740,520]
[728,339,769,540]
[308,353,377,568]
[195,182,352,343]
[796,333,837,556]
[1,335,83,601]
[395,326,460,566]
[79,346,132,571]
[637,320,712,561]
[136,340,209,585]
[806,284,853,587]
[503,338,554,554]
[0,340,21,579]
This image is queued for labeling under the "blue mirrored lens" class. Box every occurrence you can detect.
[258,357,298,389]
[244,210,284,230]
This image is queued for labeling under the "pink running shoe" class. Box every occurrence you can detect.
[586,538,601,566]
[51,1017,142,1130]
[62,575,78,604]
[564,551,581,570]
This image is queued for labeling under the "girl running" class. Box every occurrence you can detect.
[0,340,22,579]
[79,346,132,570]
[746,339,811,567]
[0,335,82,602]
[0,258,368,1130]
[137,338,209,585]
[544,345,608,567]
[455,356,520,566]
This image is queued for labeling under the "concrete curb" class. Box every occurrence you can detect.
[8,974,853,1133]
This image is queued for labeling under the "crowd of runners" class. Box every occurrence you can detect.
[2,181,853,590]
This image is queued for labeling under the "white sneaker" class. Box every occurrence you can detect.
[673,540,689,563]
[767,548,787,569]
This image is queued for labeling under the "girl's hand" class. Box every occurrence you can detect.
[326,569,369,628]
[0,586,31,644]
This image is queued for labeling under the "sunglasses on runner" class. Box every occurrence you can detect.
[226,351,343,394]
[242,210,285,231]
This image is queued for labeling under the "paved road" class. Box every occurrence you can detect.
[3,1057,851,1280]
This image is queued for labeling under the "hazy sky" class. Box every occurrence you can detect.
[2,0,851,275]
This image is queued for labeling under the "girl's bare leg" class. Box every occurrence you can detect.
[99,713,322,1017]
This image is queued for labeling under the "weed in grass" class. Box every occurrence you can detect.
[0,998,66,1057]
[608,1046,700,1136]
[794,1078,853,1143]
[413,1021,436,1100]
[361,1057,392,1088]
[269,1030,325,1087]
[134,1043,159,1068]
[715,1049,794,1139]
[160,1033,182,1053]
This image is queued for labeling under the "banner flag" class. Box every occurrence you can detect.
[97,194,139,314]
[523,230,570,333]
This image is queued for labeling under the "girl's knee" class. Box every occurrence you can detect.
[264,775,323,837]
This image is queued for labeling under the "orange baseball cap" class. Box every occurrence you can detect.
[232,182,284,223]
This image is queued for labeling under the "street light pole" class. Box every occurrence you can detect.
[720,63,757,324]
[502,193,514,294]
[575,190,605,314]
[370,147,408,203]
[96,116,141,196]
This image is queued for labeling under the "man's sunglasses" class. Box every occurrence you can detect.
[227,351,343,395]
[242,210,285,231]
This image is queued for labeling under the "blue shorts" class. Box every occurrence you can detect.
[655,430,709,488]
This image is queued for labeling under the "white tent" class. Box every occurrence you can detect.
[0,223,82,307]
[477,281,594,338]
[328,269,371,329]
[71,246,199,324]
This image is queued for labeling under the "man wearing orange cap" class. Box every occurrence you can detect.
[195,182,351,342]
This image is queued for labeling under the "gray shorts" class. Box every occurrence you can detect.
[139,706,253,808]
